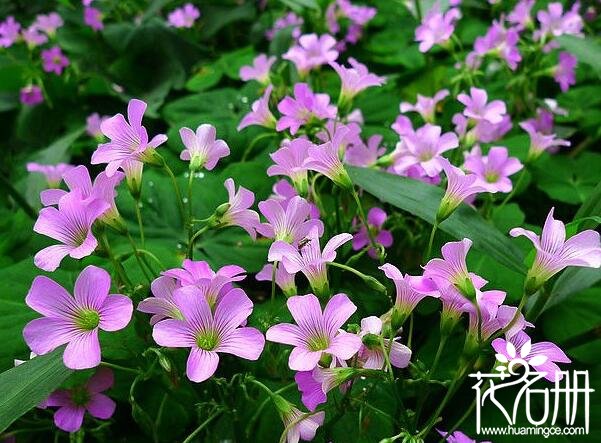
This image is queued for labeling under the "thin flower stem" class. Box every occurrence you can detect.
[407,314,414,349]
[245,382,296,438]
[188,224,209,258]
[437,398,476,443]
[278,410,325,443]
[126,232,153,283]
[526,285,551,322]
[100,361,142,375]
[137,248,166,271]
[379,338,410,429]
[327,261,387,294]
[351,187,383,263]
[134,197,145,247]
[100,232,132,290]
[241,132,277,162]
[271,261,278,304]
[425,222,438,261]
[498,168,527,210]
[162,163,186,226]
[181,410,223,443]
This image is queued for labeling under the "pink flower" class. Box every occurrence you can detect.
[473,21,522,70]
[22,25,47,47]
[238,85,277,131]
[179,124,229,171]
[280,405,325,443]
[338,0,376,26]
[510,207,601,291]
[167,3,200,28]
[268,228,352,297]
[554,52,577,92]
[257,196,323,243]
[137,276,181,325]
[266,12,303,41]
[330,57,385,102]
[283,33,339,75]
[267,138,312,192]
[240,54,276,84]
[41,46,69,75]
[33,191,109,271]
[424,238,476,297]
[492,331,571,382]
[152,286,264,382]
[20,85,44,106]
[84,7,103,31]
[256,263,297,296]
[458,87,507,125]
[23,266,133,369]
[34,12,63,36]
[271,179,320,219]
[26,162,74,188]
[379,263,439,319]
[86,113,108,138]
[519,121,570,160]
[353,207,393,258]
[0,16,20,48]
[91,98,168,177]
[46,368,116,432]
[392,124,458,177]
[437,159,488,221]
[463,146,523,193]
[535,2,583,41]
[415,6,461,52]
[400,89,449,123]
[357,316,411,370]
[215,178,260,239]
[437,429,491,443]
[266,293,361,370]
[344,134,385,167]
[508,0,535,30]
[391,115,415,136]
[277,83,337,135]
[304,136,353,190]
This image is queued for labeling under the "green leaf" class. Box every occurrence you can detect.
[186,65,223,92]
[575,180,601,229]
[0,348,72,432]
[548,268,601,312]
[197,231,269,273]
[557,35,601,75]
[277,0,320,12]
[218,46,256,80]
[347,167,526,273]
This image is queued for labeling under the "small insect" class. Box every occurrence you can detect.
[297,237,311,251]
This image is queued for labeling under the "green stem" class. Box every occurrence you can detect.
[188,224,209,258]
[246,382,296,438]
[425,222,438,261]
[271,261,278,304]
[137,248,166,271]
[101,361,142,375]
[241,132,277,162]
[0,173,37,220]
[182,411,223,443]
[162,163,186,227]
[100,232,132,289]
[126,232,153,283]
[526,286,551,322]
[437,399,476,443]
[327,261,387,294]
[498,168,527,210]
[350,187,383,263]
[134,197,145,247]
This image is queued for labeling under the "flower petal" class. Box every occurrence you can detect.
[99,294,133,331]
[186,348,219,382]
[63,330,101,370]
[216,327,265,360]
[86,393,116,419]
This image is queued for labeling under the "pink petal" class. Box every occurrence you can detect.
[86,393,116,419]
[152,319,195,347]
[63,330,101,369]
[87,367,114,393]
[34,244,72,272]
[74,265,110,310]
[322,233,353,261]
[323,293,356,333]
[389,341,412,368]
[23,318,77,355]
[213,288,253,332]
[186,348,219,382]
[216,327,265,360]
[289,347,322,371]
[266,323,304,346]
[327,332,362,360]
[287,294,323,330]
[54,405,85,433]
[99,294,133,331]
[25,276,76,318]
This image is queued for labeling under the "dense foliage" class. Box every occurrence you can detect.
[0,1,600,442]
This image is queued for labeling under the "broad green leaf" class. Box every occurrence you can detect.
[547,267,601,312]
[347,166,526,273]
[0,348,72,432]
[197,231,270,273]
[218,46,256,80]
[277,0,320,12]
[575,180,601,229]
[557,35,601,75]
[186,65,223,92]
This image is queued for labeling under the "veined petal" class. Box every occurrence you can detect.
[186,348,219,382]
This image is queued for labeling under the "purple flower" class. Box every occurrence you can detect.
[344,134,384,167]
[84,7,104,32]
[179,124,230,171]
[415,5,461,52]
[22,25,47,47]
[437,429,491,443]
[266,12,303,41]
[463,146,523,193]
[268,228,352,297]
[33,191,109,271]
[167,3,200,28]
[535,2,583,41]
[510,207,601,291]
[23,266,133,369]
[438,158,487,221]
[424,238,477,297]
[240,54,276,84]
[458,87,507,125]
[276,83,337,135]
[267,138,312,192]
[86,113,108,138]
[46,368,116,432]
[238,85,277,131]
[391,115,415,137]
[214,178,260,239]
[473,21,521,70]
[152,286,264,382]
[400,89,449,123]
[357,316,411,370]
[34,12,63,36]
[330,57,385,102]
[508,0,535,30]
[256,263,297,296]
[523,107,555,135]
[257,196,323,243]
[379,263,439,320]
[91,99,168,177]
[304,136,353,190]
[283,34,339,75]
[353,207,393,258]
[554,52,577,92]
[519,121,570,161]
[0,16,21,48]
[26,162,74,188]
[266,293,361,370]
[41,46,69,75]
[338,0,376,26]
[392,124,458,177]
[271,179,320,220]
[280,405,325,443]
[492,331,571,382]
[138,276,181,325]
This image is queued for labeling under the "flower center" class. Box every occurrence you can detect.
[52,55,62,64]
[306,334,329,352]
[75,309,100,331]
[70,387,91,406]
[485,171,499,183]
[196,330,220,350]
